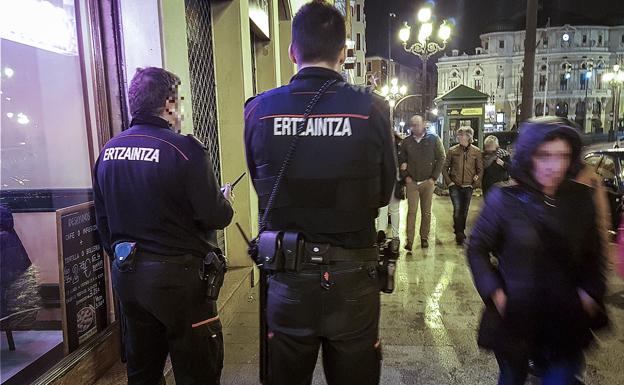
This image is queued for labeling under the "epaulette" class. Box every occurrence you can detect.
[186,134,208,151]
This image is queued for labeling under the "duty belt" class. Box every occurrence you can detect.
[136,251,202,266]
[303,243,379,265]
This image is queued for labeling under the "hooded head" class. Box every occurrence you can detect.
[511,117,583,193]
[0,205,14,231]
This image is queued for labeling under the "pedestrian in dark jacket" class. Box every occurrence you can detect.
[482,135,511,196]
[467,117,607,385]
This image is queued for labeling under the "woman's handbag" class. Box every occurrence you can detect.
[394,179,406,200]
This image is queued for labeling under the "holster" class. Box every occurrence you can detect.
[200,248,227,300]
[377,237,399,294]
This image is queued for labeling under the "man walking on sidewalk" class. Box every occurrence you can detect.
[399,115,445,250]
[443,126,483,245]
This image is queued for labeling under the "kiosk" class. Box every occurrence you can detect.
[434,85,489,150]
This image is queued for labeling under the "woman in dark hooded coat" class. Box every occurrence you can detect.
[467,117,607,385]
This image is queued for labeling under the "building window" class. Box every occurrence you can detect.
[560,74,568,91]
[499,40,505,49]
[484,41,489,50]
[597,72,603,89]
[556,101,569,117]
[622,34,624,44]
[474,78,482,91]
[497,73,504,89]
[357,62,361,77]
[450,80,458,89]
[539,74,547,91]
[356,4,361,21]
[535,103,549,116]
[582,34,587,44]
[543,36,548,48]
[580,73,587,90]
[367,61,371,72]
[356,33,361,51]
[594,101,602,115]
[598,34,603,45]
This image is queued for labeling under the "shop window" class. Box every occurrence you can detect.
[0,0,111,383]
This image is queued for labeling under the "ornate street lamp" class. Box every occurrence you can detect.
[602,64,624,134]
[399,4,452,115]
[380,77,408,130]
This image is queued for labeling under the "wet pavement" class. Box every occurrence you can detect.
[221,194,624,385]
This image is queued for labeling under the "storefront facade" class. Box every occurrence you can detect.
[1,1,298,383]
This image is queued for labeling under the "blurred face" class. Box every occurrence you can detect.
[457,132,471,147]
[532,138,572,192]
[484,142,498,153]
[163,86,183,133]
[410,116,425,136]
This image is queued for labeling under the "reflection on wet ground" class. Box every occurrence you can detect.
[221,196,624,385]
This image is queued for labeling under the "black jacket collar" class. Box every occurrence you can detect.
[130,114,171,129]
[290,66,344,83]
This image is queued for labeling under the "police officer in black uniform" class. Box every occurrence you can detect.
[93,67,233,385]
[244,2,396,384]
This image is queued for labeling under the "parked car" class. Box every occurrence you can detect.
[583,148,624,232]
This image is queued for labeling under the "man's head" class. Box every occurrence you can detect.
[128,67,182,131]
[409,115,425,137]
[290,1,346,70]
[456,126,474,147]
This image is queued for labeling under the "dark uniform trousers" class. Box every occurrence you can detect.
[266,261,381,385]
[112,254,223,385]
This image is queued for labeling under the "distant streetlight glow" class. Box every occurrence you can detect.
[562,33,570,42]
[431,108,439,115]
[399,85,408,95]
[585,71,593,79]
[417,7,432,23]
[399,24,411,43]
[438,22,452,42]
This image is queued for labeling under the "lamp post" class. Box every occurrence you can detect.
[399,4,452,116]
[603,64,624,135]
[380,77,408,130]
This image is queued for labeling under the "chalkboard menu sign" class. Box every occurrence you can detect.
[56,202,108,354]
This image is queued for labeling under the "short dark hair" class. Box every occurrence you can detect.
[292,1,346,63]
[128,67,180,117]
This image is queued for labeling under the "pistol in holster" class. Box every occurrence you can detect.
[376,232,399,294]
[199,248,227,300]
[113,241,138,272]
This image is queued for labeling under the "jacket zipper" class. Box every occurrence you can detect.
[462,149,467,185]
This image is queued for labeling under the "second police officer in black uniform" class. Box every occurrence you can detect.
[93,67,233,385]
[244,2,396,384]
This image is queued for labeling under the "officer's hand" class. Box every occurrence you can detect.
[221,183,233,202]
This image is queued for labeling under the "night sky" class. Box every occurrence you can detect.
[365,0,624,70]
